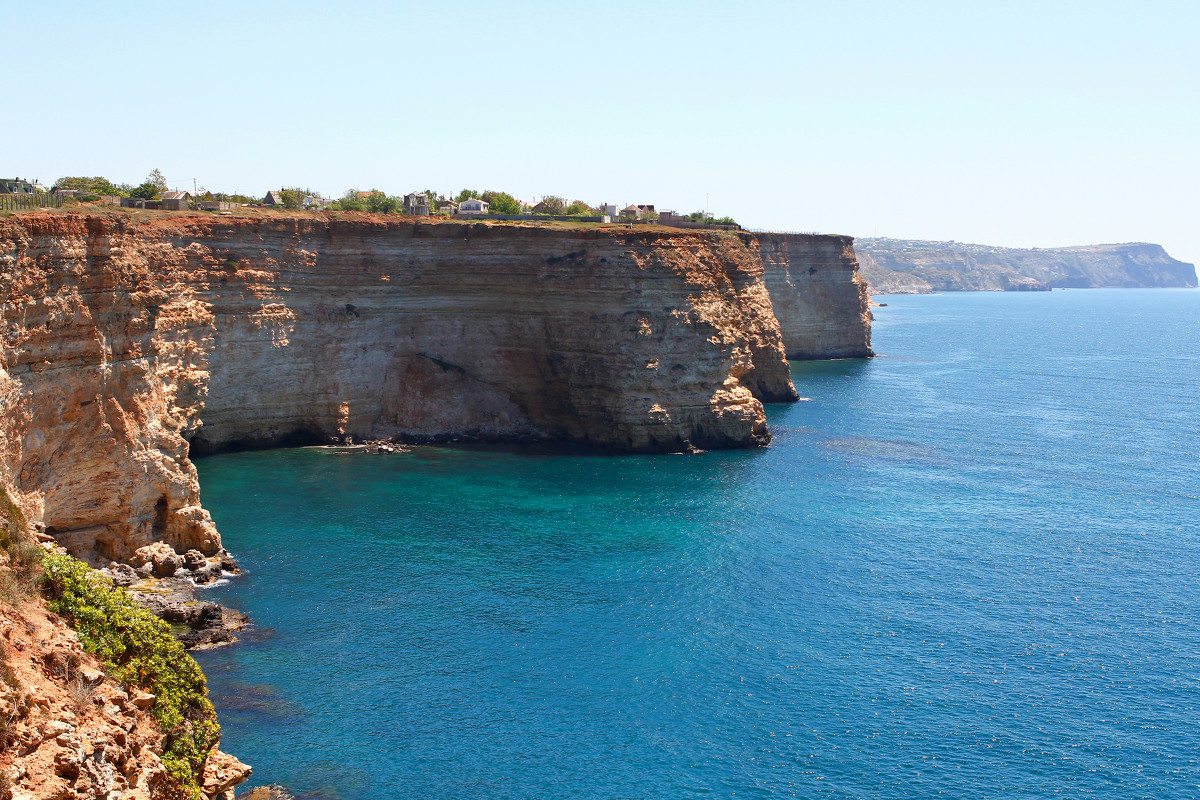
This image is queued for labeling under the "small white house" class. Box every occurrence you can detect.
[599,203,618,218]
[457,197,489,216]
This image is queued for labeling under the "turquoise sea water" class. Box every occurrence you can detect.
[194,289,1200,800]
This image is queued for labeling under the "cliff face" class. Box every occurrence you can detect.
[857,238,1198,293]
[757,234,873,359]
[0,212,812,564]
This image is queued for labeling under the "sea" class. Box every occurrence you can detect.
[193,288,1200,800]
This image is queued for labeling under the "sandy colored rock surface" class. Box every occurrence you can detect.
[0,211,866,563]
[757,233,873,359]
[0,593,248,799]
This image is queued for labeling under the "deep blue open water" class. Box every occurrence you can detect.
[194,289,1200,799]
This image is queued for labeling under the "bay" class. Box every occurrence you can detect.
[194,288,1200,799]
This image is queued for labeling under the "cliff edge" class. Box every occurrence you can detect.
[757,233,873,358]
[0,212,849,565]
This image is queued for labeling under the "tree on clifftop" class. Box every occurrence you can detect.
[335,189,366,211]
[52,176,131,197]
[564,200,598,216]
[482,191,521,215]
[130,168,169,200]
[533,196,566,215]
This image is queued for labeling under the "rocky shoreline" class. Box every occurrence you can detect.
[107,440,417,650]
[0,210,873,798]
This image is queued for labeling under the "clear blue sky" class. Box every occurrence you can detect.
[6,1,1198,264]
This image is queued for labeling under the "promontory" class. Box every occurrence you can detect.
[0,211,871,567]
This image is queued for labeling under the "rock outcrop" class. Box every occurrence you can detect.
[0,593,249,800]
[0,210,872,800]
[0,487,248,799]
[757,233,873,358]
[0,211,864,564]
[857,238,1198,293]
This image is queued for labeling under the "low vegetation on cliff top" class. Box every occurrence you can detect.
[40,552,219,799]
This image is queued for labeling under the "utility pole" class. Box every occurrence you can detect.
[193,178,198,210]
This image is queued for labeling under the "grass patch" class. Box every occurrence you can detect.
[41,552,219,799]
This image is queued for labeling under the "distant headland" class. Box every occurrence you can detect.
[857,238,1197,293]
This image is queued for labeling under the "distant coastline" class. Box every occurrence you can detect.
[856,238,1197,294]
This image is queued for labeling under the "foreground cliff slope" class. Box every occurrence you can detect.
[857,238,1198,293]
[0,490,248,800]
[0,211,878,565]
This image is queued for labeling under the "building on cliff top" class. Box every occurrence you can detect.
[263,189,284,206]
[404,192,431,216]
[457,197,489,216]
[120,197,161,209]
[0,178,37,194]
[160,190,192,211]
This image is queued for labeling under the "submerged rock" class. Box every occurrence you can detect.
[129,574,250,651]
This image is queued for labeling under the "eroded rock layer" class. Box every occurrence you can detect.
[0,212,827,563]
[757,233,873,359]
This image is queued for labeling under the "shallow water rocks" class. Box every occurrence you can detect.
[129,577,249,650]
[184,549,208,571]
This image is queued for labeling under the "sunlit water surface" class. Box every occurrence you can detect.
[195,289,1200,799]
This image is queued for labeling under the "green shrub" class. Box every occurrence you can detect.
[41,552,219,799]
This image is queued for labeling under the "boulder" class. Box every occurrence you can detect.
[131,542,183,578]
[183,549,207,571]
[103,562,139,587]
[130,692,155,710]
[201,749,252,800]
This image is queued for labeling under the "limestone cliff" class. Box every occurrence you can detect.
[857,238,1198,293]
[0,212,811,564]
[757,233,873,359]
